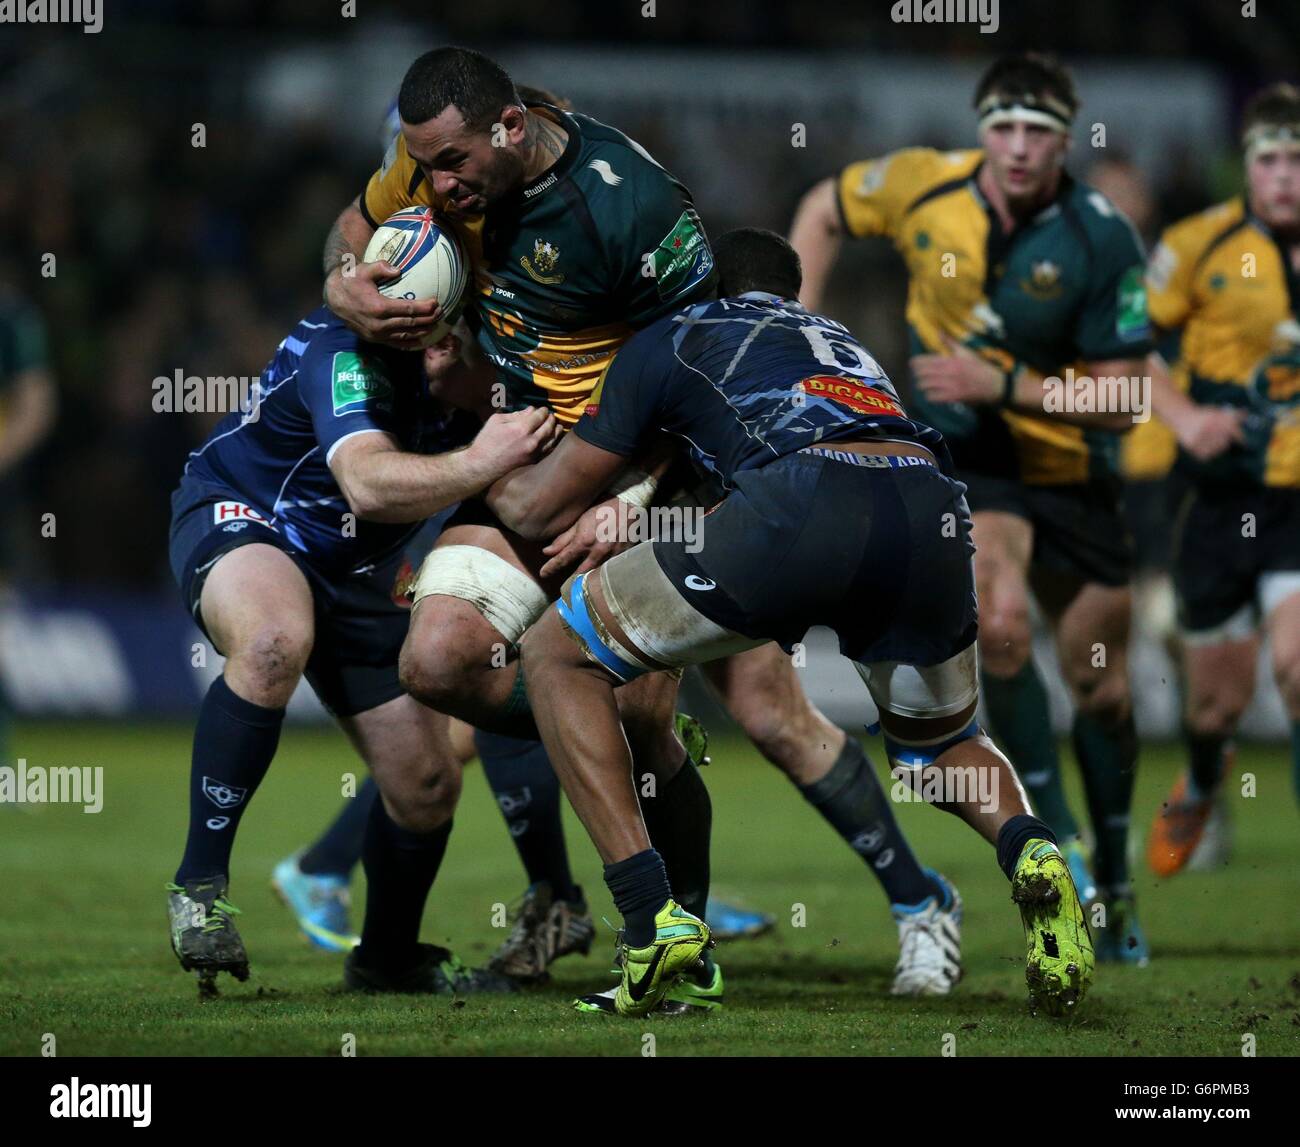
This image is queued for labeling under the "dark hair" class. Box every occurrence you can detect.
[398,47,521,131]
[1243,83,1300,137]
[974,51,1078,117]
[713,228,802,299]
[516,83,572,111]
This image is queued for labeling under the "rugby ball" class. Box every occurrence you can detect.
[364,207,470,345]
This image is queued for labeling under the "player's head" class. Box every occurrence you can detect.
[713,229,803,300]
[516,83,573,111]
[1242,83,1300,232]
[974,52,1076,206]
[397,46,528,217]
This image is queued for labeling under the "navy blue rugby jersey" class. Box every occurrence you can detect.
[180,306,478,571]
[575,292,949,487]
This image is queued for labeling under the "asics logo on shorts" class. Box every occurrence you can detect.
[684,575,717,591]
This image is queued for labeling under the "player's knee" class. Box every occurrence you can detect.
[1185,693,1244,739]
[978,614,1031,678]
[1271,650,1300,718]
[399,624,483,708]
[227,621,311,705]
[382,756,463,832]
[1072,668,1130,728]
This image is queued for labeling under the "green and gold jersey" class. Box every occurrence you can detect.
[1146,197,1300,489]
[837,147,1153,484]
[361,104,715,426]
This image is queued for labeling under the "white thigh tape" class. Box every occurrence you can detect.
[411,545,550,645]
[1260,571,1300,619]
[854,641,980,720]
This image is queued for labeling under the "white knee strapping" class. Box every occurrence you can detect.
[854,641,980,720]
[411,544,550,645]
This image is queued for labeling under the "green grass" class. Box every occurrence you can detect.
[2,722,1298,1057]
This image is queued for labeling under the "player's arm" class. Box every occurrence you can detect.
[330,406,558,523]
[910,340,1143,430]
[1141,229,1243,460]
[489,331,668,540]
[1145,349,1244,461]
[486,433,629,541]
[791,153,910,311]
[788,177,844,312]
[0,367,57,476]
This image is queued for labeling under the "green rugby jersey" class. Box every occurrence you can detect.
[362,103,715,425]
[838,148,1153,484]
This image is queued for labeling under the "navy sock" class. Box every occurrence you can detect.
[604,849,672,947]
[797,736,939,907]
[637,757,711,920]
[996,814,1058,881]
[476,729,579,902]
[299,777,379,877]
[356,797,452,971]
[174,676,284,885]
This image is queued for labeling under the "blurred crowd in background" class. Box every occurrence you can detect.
[0,0,1294,590]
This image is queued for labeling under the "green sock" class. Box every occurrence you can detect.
[981,660,1080,840]
[1072,711,1138,893]
[1291,721,1300,808]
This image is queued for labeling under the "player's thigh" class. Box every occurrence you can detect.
[199,543,315,668]
[704,642,812,728]
[1048,579,1132,708]
[577,542,767,680]
[970,510,1035,673]
[1182,636,1258,734]
[338,693,463,823]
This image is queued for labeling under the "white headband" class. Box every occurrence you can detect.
[1244,124,1300,162]
[976,93,1073,136]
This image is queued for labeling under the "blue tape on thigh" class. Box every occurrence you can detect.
[555,572,646,683]
[884,717,981,769]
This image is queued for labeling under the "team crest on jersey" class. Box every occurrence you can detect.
[521,238,564,285]
[1021,259,1063,300]
[798,375,903,417]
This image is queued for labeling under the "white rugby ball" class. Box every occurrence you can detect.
[363,207,470,345]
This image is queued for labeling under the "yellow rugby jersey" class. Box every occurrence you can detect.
[360,105,715,425]
[837,147,1153,484]
[1146,197,1300,488]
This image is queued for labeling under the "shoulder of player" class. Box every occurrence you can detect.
[1063,178,1147,260]
[846,147,981,195]
[298,313,405,383]
[568,112,684,206]
[1157,197,1247,263]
